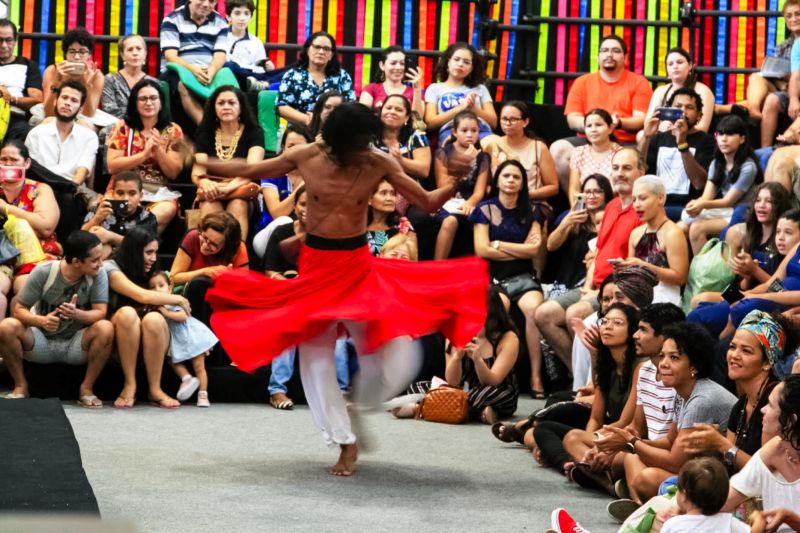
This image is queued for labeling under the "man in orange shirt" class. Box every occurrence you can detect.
[550,35,653,194]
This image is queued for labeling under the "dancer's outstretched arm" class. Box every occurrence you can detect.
[382,151,455,213]
[203,146,300,180]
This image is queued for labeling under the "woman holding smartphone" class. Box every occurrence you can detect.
[359,46,424,117]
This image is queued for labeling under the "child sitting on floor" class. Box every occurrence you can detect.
[148,270,218,407]
[661,457,750,533]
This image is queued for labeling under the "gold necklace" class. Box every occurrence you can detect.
[215,125,243,160]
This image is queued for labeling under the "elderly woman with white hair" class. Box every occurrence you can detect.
[615,175,689,305]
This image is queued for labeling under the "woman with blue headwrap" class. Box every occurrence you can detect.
[682,310,784,472]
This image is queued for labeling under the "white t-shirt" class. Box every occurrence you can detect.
[661,513,750,533]
[424,82,493,143]
[730,442,800,532]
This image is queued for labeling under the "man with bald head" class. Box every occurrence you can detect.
[535,147,644,367]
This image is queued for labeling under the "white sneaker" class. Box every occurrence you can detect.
[176,376,199,401]
[246,76,270,92]
[197,390,210,408]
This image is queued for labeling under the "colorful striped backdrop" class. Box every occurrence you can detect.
[4,0,791,106]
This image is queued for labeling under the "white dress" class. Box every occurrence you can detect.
[165,305,219,363]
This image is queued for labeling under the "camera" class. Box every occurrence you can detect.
[656,107,683,122]
[0,166,25,182]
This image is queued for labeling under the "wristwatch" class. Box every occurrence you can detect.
[677,142,690,153]
[491,240,500,250]
[625,436,640,454]
[724,445,739,466]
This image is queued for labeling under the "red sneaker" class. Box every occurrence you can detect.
[551,508,591,533]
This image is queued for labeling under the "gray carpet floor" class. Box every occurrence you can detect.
[58,397,621,533]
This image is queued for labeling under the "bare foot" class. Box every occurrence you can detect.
[4,385,29,399]
[114,385,136,409]
[148,388,179,409]
[330,443,358,476]
[532,445,544,465]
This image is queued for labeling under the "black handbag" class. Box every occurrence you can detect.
[498,272,541,299]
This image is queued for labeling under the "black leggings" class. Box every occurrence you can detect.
[531,401,592,471]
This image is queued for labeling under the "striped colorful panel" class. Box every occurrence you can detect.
[7,0,792,105]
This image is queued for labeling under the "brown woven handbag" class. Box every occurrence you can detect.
[417,385,469,424]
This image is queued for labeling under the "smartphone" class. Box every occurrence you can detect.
[656,107,683,122]
[107,200,129,218]
[721,282,744,304]
[767,279,785,293]
[404,54,418,72]
[0,166,25,183]
[573,193,586,211]
[66,61,86,75]
[607,258,622,265]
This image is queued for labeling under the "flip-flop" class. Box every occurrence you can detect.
[269,393,294,410]
[3,391,29,400]
[149,397,180,409]
[77,394,103,409]
[271,399,293,410]
[114,396,136,409]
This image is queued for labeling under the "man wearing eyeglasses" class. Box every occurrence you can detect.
[550,34,653,195]
[40,27,104,121]
[0,19,42,142]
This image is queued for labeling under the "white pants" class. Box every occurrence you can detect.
[299,322,420,446]
[571,312,597,390]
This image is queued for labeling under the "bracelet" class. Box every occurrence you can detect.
[677,142,690,152]
[625,436,640,454]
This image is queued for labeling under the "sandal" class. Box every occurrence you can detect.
[269,393,294,410]
[149,396,180,409]
[530,390,547,400]
[491,418,533,444]
[77,394,103,409]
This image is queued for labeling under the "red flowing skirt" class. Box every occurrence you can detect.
[206,244,489,372]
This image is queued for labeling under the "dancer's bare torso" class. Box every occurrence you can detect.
[204,142,446,239]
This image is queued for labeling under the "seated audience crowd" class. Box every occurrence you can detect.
[1,5,800,531]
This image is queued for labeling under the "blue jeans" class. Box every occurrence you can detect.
[267,338,353,395]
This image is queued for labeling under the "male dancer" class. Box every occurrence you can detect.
[203,103,488,475]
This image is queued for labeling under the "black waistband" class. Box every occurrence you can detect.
[306,233,368,251]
